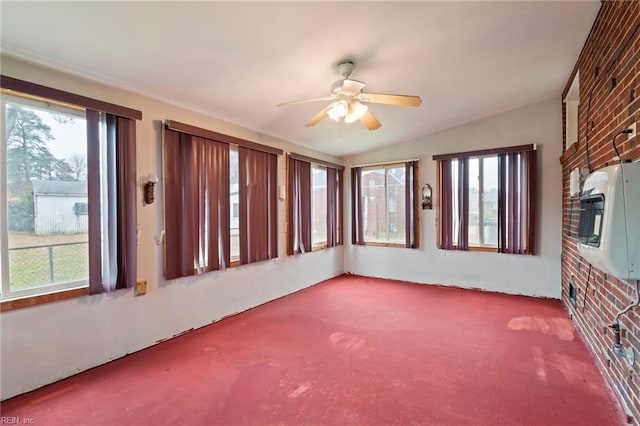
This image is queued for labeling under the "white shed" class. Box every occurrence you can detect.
[32,180,88,235]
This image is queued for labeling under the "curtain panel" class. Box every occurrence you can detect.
[437,158,469,250]
[287,157,311,254]
[336,169,344,246]
[88,113,138,294]
[497,149,537,254]
[239,147,278,264]
[351,167,364,245]
[327,168,342,247]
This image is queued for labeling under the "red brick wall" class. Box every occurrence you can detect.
[561,2,640,422]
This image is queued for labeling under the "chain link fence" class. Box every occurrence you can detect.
[8,241,88,290]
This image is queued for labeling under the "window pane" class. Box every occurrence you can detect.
[361,166,407,243]
[482,156,498,245]
[386,166,405,243]
[468,158,480,245]
[230,146,239,260]
[5,98,88,293]
[361,169,386,242]
[311,166,327,246]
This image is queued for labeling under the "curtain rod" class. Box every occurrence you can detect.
[350,158,420,168]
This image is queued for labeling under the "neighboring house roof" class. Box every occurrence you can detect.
[32,180,87,196]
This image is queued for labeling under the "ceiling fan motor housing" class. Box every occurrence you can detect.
[337,61,355,78]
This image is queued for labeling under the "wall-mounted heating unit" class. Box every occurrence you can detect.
[577,162,640,280]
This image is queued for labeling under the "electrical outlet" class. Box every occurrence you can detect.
[629,122,636,139]
[135,280,147,296]
[627,347,635,366]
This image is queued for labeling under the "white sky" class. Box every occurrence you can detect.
[35,110,87,161]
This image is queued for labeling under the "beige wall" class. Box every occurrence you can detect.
[1,55,563,401]
[344,98,563,298]
[0,55,345,400]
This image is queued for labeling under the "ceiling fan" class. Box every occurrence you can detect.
[277,61,422,131]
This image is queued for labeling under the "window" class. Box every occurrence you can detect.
[73,202,89,216]
[351,160,418,248]
[564,70,580,149]
[287,153,344,255]
[311,166,327,247]
[468,156,498,247]
[1,76,140,304]
[434,144,537,254]
[163,120,282,280]
[2,96,88,299]
[230,146,239,261]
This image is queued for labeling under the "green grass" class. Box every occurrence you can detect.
[8,232,88,290]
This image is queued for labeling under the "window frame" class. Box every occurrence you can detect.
[311,164,328,250]
[162,120,282,279]
[0,76,142,311]
[351,160,420,249]
[434,144,537,255]
[286,152,344,256]
[1,94,90,301]
[467,155,499,251]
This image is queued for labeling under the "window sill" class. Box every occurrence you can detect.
[361,241,406,248]
[439,245,498,253]
[0,287,89,312]
[468,246,498,253]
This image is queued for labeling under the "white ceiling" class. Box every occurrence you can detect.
[1,1,599,157]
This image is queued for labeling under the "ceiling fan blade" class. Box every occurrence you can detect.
[277,96,334,107]
[305,105,332,127]
[358,93,422,107]
[360,110,382,131]
[341,79,366,96]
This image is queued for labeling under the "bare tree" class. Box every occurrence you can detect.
[67,153,87,181]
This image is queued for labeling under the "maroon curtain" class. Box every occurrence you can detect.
[326,167,337,247]
[113,115,137,289]
[163,130,230,280]
[190,136,230,272]
[337,169,344,245]
[439,159,453,250]
[163,129,185,280]
[287,157,311,254]
[498,150,537,254]
[87,112,137,294]
[439,158,468,251]
[457,158,469,250]
[351,167,364,245]
[239,147,278,264]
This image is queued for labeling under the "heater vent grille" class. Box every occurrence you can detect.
[577,194,604,247]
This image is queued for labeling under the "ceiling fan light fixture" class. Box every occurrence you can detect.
[327,100,348,121]
[344,100,368,124]
[278,60,421,130]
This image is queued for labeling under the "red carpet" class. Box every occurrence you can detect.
[1,275,623,425]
